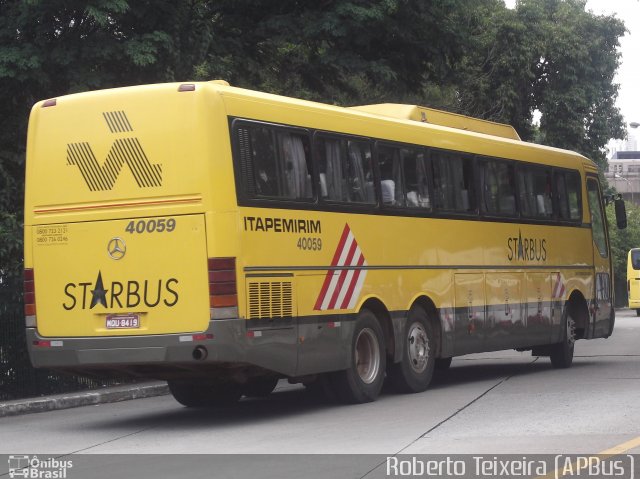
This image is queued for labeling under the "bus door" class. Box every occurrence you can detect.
[586,177,613,337]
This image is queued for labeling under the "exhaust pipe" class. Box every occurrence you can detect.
[192,346,208,361]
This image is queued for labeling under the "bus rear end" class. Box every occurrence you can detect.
[23,82,244,382]
[628,248,640,315]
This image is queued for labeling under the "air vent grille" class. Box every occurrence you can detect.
[248,281,293,319]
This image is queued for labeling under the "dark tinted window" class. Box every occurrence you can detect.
[431,151,475,212]
[378,145,404,206]
[237,124,312,200]
[316,135,375,204]
[402,147,431,209]
[480,159,516,216]
[517,166,553,218]
[556,170,582,221]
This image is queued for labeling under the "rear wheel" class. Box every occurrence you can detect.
[636,309,640,317]
[549,311,576,369]
[168,379,242,407]
[329,309,386,403]
[388,305,435,393]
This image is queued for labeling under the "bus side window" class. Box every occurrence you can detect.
[402,147,430,209]
[431,151,475,213]
[238,124,312,200]
[517,166,553,218]
[480,158,516,216]
[276,131,312,199]
[555,170,582,221]
[247,126,279,197]
[378,145,404,206]
[566,171,582,221]
[316,135,375,204]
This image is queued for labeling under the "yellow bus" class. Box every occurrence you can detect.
[24,81,626,405]
[627,249,640,315]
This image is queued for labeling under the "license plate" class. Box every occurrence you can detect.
[106,314,140,329]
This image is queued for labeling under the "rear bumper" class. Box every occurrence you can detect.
[629,300,640,310]
[27,318,299,378]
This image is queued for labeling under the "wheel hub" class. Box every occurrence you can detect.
[407,323,429,373]
[355,327,380,384]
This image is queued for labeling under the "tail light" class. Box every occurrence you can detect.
[208,257,238,319]
[24,268,36,327]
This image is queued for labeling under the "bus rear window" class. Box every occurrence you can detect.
[632,250,640,270]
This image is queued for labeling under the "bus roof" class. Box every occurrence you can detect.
[349,104,522,141]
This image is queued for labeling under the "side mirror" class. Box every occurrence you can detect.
[615,197,627,229]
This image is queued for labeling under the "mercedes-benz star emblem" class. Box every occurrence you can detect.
[107,237,126,260]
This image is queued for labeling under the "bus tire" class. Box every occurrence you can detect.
[388,305,435,393]
[636,309,640,317]
[549,311,576,369]
[330,309,386,404]
[242,376,279,398]
[168,379,242,407]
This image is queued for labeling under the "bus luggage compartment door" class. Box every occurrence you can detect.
[32,214,210,337]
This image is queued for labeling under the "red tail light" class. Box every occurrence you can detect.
[208,257,238,318]
[24,268,36,322]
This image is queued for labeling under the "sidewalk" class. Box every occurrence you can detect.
[0,381,169,418]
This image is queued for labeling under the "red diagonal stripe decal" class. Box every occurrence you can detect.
[339,253,366,310]
[327,239,358,310]
[313,224,351,310]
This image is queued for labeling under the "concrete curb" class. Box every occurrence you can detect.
[0,381,169,418]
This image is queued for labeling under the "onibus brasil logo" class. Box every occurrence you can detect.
[66,111,162,191]
[8,455,73,478]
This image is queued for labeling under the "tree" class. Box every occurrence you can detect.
[449,0,625,157]
[531,0,626,167]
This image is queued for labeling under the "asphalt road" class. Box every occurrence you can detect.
[2,310,640,478]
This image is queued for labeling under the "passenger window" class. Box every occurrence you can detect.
[238,124,312,200]
[431,151,475,212]
[316,136,375,204]
[480,159,516,216]
[517,166,553,218]
[402,148,431,209]
[378,145,404,206]
[555,170,582,221]
[587,178,607,257]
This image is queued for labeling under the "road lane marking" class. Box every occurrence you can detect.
[536,436,640,479]
[599,435,640,454]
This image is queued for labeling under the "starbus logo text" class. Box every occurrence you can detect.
[62,271,179,310]
[507,230,547,262]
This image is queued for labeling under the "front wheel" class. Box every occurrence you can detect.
[388,305,435,393]
[549,312,576,369]
[329,309,386,403]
